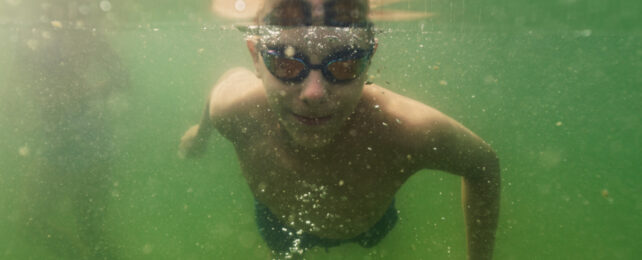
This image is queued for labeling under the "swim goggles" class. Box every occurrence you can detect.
[260,44,373,84]
[246,26,375,84]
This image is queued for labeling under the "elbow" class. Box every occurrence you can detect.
[485,150,500,175]
[469,149,500,182]
[479,151,501,190]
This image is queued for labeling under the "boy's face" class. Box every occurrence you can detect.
[249,0,375,149]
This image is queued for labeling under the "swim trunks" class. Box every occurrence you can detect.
[254,199,398,254]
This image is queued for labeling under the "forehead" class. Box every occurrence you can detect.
[258,26,374,54]
[262,0,368,7]
[258,0,370,27]
[262,0,368,9]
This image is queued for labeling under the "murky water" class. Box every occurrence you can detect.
[1,0,640,259]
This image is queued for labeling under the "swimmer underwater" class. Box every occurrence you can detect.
[179,0,500,259]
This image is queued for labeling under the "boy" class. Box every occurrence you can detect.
[180,0,499,259]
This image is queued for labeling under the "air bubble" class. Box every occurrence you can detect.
[99,1,112,12]
[234,0,246,12]
[285,45,295,57]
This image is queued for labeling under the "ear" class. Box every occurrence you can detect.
[247,38,259,64]
[246,37,263,78]
[367,37,379,67]
[373,37,379,55]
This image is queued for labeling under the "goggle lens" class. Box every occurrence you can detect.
[264,52,306,80]
[328,59,365,81]
[261,48,372,83]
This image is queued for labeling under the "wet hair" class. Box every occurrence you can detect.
[256,0,371,28]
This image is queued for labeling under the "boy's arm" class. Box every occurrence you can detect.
[178,99,214,159]
[460,151,500,260]
[420,117,500,260]
[177,67,261,159]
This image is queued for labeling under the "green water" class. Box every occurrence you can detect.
[1,0,640,259]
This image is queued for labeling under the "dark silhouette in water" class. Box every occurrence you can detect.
[2,1,128,258]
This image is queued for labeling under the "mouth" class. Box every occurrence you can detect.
[291,112,333,126]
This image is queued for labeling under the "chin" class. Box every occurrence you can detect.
[278,112,349,148]
[288,128,340,149]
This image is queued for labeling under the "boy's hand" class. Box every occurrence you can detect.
[178,125,208,159]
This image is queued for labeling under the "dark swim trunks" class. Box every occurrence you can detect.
[254,200,398,254]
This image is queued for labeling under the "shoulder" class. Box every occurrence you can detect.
[361,84,454,135]
[209,67,265,119]
[359,84,475,155]
[208,67,268,136]
[361,85,496,174]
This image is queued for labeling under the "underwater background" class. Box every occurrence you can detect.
[0,0,640,259]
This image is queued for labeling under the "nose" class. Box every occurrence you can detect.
[299,70,328,106]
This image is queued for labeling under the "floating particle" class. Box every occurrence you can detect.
[99,0,112,12]
[50,20,62,28]
[484,75,498,84]
[18,145,30,157]
[26,39,38,50]
[78,5,91,15]
[439,80,448,86]
[576,29,592,37]
[556,121,563,127]
[40,31,51,40]
[234,0,246,11]
[285,45,295,57]
[5,0,20,6]
[601,189,609,198]
[142,244,153,254]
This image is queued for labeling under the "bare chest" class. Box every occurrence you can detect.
[234,138,416,238]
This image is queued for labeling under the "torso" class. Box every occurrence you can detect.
[211,71,441,239]
[234,119,418,239]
